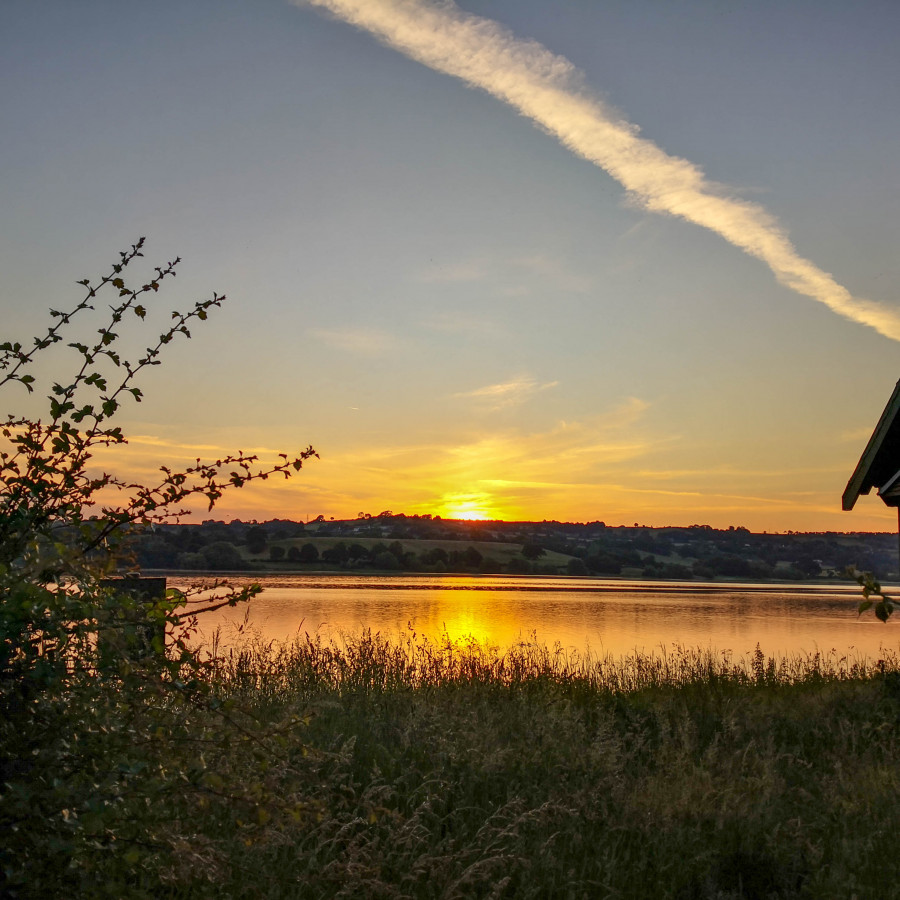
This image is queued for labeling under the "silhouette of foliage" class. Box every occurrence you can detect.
[849,566,895,621]
[0,239,316,894]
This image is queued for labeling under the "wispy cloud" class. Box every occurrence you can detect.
[415,253,590,295]
[331,401,656,485]
[455,375,558,409]
[415,260,489,283]
[298,0,900,341]
[310,326,398,355]
[510,254,591,293]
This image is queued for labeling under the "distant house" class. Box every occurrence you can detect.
[843,379,900,512]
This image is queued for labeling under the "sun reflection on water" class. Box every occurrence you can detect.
[175,575,900,664]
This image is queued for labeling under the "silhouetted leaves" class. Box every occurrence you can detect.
[0,240,316,893]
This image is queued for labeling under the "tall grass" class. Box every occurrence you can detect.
[150,629,900,899]
[207,626,888,696]
[17,627,900,898]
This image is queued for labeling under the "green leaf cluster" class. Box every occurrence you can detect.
[849,566,896,622]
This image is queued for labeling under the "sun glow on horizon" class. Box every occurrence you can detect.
[437,492,501,521]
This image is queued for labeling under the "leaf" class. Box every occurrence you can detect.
[859,599,874,615]
[203,772,224,790]
[876,601,891,623]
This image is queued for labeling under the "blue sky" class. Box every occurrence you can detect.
[2,0,899,529]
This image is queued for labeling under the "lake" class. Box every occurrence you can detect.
[168,573,900,663]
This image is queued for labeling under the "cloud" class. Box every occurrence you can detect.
[298,0,900,341]
[415,260,489,283]
[310,326,398,355]
[329,400,656,491]
[510,254,592,293]
[454,375,558,409]
[416,253,591,295]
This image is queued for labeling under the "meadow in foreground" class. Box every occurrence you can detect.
[11,630,900,899]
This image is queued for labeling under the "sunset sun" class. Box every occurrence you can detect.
[438,492,498,521]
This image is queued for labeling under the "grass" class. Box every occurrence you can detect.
[11,631,900,898]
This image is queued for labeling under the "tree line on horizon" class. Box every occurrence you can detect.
[128,515,900,581]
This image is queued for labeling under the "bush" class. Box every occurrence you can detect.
[0,240,316,894]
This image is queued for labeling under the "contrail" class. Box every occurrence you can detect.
[297,0,900,342]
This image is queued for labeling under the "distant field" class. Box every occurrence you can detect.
[241,536,577,570]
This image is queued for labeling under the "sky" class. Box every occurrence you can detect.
[2,0,899,531]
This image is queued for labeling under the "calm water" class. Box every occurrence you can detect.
[168,574,900,662]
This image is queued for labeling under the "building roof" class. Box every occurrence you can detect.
[843,378,900,510]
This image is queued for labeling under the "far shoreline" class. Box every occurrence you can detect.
[139,568,875,591]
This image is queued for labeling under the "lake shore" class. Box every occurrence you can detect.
[145,566,870,588]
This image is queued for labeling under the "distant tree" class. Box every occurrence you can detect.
[508,557,532,574]
[373,551,401,570]
[463,546,483,568]
[173,526,204,552]
[794,557,822,578]
[522,543,546,560]
[567,557,589,576]
[421,547,448,566]
[176,551,205,569]
[201,541,245,571]
[134,535,178,569]
[269,545,285,562]
[246,525,268,554]
[286,545,302,562]
[298,542,320,563]
[322,542,349,565]
[587,553,622,575]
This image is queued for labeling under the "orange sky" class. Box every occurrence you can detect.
[4,2,900,535]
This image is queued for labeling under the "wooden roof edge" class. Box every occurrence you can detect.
[843,377,900,511]
[878,467,900,503]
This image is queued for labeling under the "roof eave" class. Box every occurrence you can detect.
[843,378,900,512]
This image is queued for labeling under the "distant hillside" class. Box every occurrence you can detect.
[129,514,899,582]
